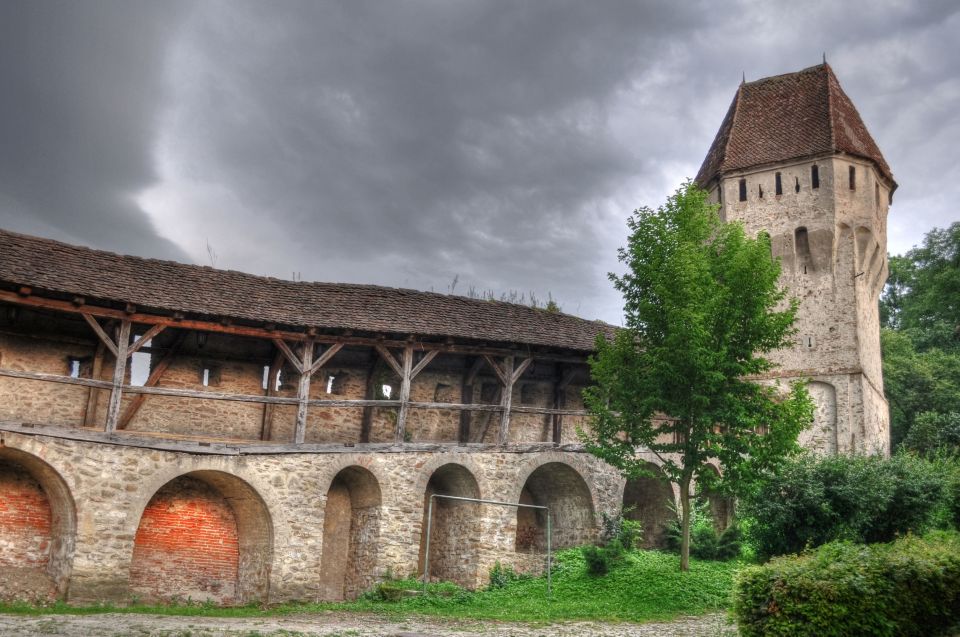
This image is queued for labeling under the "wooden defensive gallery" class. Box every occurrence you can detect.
[0,63,892,604]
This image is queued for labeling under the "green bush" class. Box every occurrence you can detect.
[664,499,742,561]
[599,508,643,550]
[487,561,521,590]
[581,545,610,576]
[740,453,946,558]
[732,531,960,637]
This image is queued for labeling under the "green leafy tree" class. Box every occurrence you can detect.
[583,182,813,571]
[881,222,960,350]
[880,223,960,449]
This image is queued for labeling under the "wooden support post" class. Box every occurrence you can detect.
[395,346,414,443]
[118,332,185,430]
[552,366,577,443]
[260,350,284,441]
[104,320,131,433]
[294,338,315,444]
[495,356,532,445]
[497,357,514,445]
[81,339,106,427]
[459,357,483,443]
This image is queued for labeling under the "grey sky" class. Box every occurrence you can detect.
[1,1,957,325]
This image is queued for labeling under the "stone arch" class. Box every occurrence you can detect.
[417,463,482,587]
[129,470,273,605]
[700,464,734,532]
[515,461,596,552]
[319,466,382,601]
[0,447,76,599]
[799,381,838,454]
[622,462,675,549]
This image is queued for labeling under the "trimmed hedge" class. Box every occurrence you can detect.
[732,531,960,637]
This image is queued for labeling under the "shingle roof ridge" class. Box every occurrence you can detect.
[717,83,744,186]
[823,63,838,149]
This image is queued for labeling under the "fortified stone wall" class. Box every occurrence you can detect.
[0,429,625,603]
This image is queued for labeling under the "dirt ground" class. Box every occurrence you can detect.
[0,611,737,636]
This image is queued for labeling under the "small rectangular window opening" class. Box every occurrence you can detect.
[806,336,815,349]
[738,178,747,201]
[326,375,335,394]
[262,365,270,390]
[202,368,210,386]
[795,176,800,193]
[68,357,82,378]
[381,384,393,399]
[849,165,856,190]
[758,184,764,199]
[811,165,820,189]
[875,183,880,211]
[775,172,783,196]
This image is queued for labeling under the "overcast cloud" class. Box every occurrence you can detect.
[1,0,957,324]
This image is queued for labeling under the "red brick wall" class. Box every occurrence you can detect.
[129,476,239,604]
[0,461,52,569]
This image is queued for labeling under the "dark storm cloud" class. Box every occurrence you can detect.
[0,1,189,259]
[1,1,958,324]
[147,0,707,322]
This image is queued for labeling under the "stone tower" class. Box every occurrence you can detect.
[696,63,896,455]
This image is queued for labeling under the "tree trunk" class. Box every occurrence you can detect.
[679,471,692,572]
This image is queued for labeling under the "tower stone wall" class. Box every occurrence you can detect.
[707,151,891,454]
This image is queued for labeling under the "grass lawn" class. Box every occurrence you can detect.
[0,548,742,624]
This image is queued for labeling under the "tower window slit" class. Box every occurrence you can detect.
[795,176,800,193]
[775,172,782,196]
[811,165,820,189]
[758,184,763,198]
[849,165,856,190]
[738,179,747,201]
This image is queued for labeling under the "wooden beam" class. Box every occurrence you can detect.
[81,313,118,358]
[117,332,185,430]
[410,349,438,379]
[498,356,515,445]
[127,323,167,357]
[294,338,315,444]
[395,345,413,443]
[260,349,284,441]
[0,366,589,414]
[374,345,404,378]
[0,290,593,364]
[81,339,106,427]
[512,356,533,383]
[272,338,304,374]
[482,355,509,386]
[104,320,131,433]
[306,342,344,377]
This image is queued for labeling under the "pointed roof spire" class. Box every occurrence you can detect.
[695,63,895,190]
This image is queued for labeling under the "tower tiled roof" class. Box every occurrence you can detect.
[695,64,895,189]
[0,228,615,353]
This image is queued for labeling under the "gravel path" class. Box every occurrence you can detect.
[0,611,737,636]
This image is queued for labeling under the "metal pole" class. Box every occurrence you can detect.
[417,493,551,598]
[422,494,435,591]
[546,510,552,598]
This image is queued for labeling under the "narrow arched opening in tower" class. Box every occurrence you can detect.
[129,471,273,605]
[0,448,76,602]
[515,462,595,553]
[319,466,382,601]
[417,463,481,587]
[622,463,675,549]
